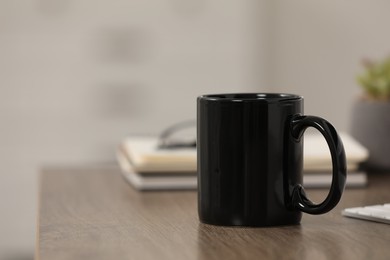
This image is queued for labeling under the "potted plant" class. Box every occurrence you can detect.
[350,57,390,170]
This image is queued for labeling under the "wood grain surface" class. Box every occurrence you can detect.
[36,166,390,260]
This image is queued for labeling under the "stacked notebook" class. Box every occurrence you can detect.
[302,133,368,188]
[117,137,197,190]
[117,133,369,191]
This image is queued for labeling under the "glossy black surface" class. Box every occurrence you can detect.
[197,93,346,226]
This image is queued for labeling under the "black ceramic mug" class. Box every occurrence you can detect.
[197,93,346,226]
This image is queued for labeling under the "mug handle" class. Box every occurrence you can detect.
[289,115,347,214]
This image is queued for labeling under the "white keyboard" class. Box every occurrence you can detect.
[342,204,390,224]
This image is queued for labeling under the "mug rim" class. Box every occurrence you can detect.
[198,93,303,103]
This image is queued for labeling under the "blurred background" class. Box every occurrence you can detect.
[1,0,390,259]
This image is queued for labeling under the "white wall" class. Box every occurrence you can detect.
[0,0,268,258]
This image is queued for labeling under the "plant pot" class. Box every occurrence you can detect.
[350,99,390,170]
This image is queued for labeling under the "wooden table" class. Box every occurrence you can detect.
[36,166,390,260]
